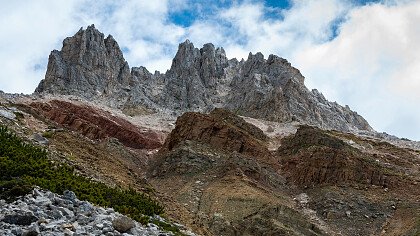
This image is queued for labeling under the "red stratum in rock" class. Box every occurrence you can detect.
[30,100,163,149]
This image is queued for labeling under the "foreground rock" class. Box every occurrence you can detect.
[0,189,190,236]
[36,25,372,133]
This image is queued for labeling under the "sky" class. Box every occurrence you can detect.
[0,0,419,140]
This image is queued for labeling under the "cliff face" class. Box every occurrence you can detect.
[149,110,420,236]
[36,25,372,132]
[36,25,131,97]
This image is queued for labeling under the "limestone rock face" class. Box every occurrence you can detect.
[160,41,229,112]
[36,25,372,132]
[35,25,135,108]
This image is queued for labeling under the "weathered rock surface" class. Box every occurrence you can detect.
[29,100,164,149]
[36,25,372,133]
[150,110,420,236]
[277,126,406,188]
[0,108,16,120]
[150,111,319,235]
[163,110,271,160]
[35,25,133,106]
[0,189,182,236]
[30,133,49,145]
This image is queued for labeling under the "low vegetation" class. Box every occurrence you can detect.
[0,126,164,222]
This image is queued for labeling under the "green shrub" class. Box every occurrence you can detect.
[13,111,24,120]
[42,130,54,138]
[152,219,184,235]
[0,126,164,219]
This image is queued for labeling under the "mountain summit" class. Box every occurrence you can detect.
[36,25,371,132]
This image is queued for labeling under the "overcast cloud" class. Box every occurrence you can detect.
[0,0,419,140]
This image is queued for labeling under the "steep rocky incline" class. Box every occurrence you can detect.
[149,110,420,236]
[27,99,164,149]
[36,25,371,133]
[150,110,323,235]
[1,94,419,236]
[277,126,416,189]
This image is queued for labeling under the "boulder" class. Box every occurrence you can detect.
[112,215,135,233]
[2,212,38,226]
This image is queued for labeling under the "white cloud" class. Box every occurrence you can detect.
[0,0,187,93]
[75,0,186,72]
[293,1,420,139]
[0,0,84,94]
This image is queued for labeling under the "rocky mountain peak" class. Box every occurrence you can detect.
[170,40,200,72]
[61,24,124,69]
[169,40,228,80]
[36,25,373,132]
[35,24,131,99]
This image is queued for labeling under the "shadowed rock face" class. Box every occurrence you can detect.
[36,25,372,133]
[30,100,163,149]
[277,126,404,188]
[148,111,420,236]
[163,110,271,161]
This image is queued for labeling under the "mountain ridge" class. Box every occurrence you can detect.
[35,24,372,133]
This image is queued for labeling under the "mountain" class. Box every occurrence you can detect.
[1,25,418,236]
[35,24,371,132]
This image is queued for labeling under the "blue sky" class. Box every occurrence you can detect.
[169,0,381,27]
[0,0,419,140]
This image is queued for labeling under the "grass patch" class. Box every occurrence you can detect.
[13,111,24,121]
[42,130,54,138]
[0,125,164,221]
[152,219,185,236]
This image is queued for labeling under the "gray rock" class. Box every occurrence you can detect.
[22,223,40,236]
[50,209,64,219]
[112,215,135,233]
[11,226,23,235]
[63,190,77,202]
[102,226,113,233]
[0,109,16,120]
[2,212,38,226]
[0,188,181,236]
[76,214,90,225]
[35,24,135,110]
[78,202,93,213]
[36,25,372,133]
[31,133,49,145]
[32,196,51,207]
[57,207,74,218]
[63,228,74,236]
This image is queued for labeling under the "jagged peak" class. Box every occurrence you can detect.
[86,24,97,30]
[177,39,195,51]
[176,40,227,59]
[247,52,265,61]
[36,25,372,133]
[131,66,151,78]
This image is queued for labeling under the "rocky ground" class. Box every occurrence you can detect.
[149,109,420,235]
[2,91,420,235]
[1,93,420,235]
[0,188,195,236]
